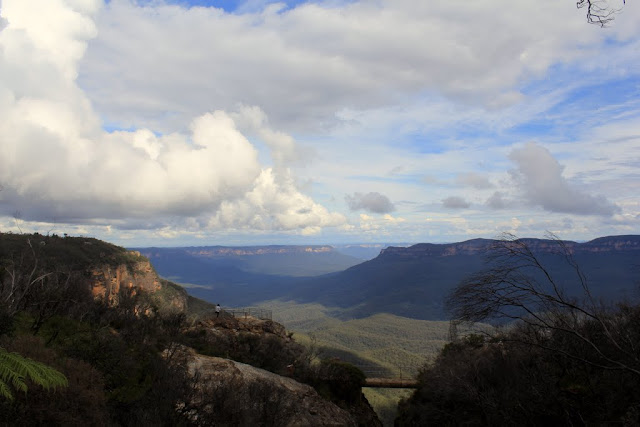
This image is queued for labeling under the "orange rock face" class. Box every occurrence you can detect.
[90,254,160,306]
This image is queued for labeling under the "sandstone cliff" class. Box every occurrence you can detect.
[89,255,188,313]
[90,255,156,300]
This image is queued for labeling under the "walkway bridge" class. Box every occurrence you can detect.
[356,365,420,389]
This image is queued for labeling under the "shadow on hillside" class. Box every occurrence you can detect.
[317,346,393,378]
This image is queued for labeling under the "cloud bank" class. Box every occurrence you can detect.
[0,0,344,234]
[78,0,623,132]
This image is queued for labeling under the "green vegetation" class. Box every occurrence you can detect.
[364,389,412,427]
[0,232,145,272]
[263,301,449,375]
[397,309,640,425]
[0,347,68,401]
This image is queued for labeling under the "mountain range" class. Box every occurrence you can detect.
[136,235,640,321]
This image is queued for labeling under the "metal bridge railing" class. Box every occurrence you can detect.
[355,365,420,380]
[223,307,273,321]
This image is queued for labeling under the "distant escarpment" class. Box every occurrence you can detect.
[136,244,362,283]
[185,245,335,256]
[379,235,640,258]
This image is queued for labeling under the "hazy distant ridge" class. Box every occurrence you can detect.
[184,245,334,256]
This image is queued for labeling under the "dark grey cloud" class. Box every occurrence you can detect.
[345,192,395,214]
[442,196,470,209]
[456,172,494,189]
[486,191,507,209]
[509,142,620,216]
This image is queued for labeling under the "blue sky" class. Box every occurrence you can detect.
[167,0,311,12]
[0,0,638,247]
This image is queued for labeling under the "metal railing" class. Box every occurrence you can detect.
[355,365,420,380]
[223,307,272,321]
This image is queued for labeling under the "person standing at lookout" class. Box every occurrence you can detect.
[215,304,221,318]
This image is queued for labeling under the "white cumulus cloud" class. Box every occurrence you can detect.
[0,0,344,234]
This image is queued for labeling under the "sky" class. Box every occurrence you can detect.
[0,0,639,247]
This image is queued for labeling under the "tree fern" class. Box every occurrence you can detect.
[0,347,68,401]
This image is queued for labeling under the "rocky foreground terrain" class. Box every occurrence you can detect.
[0,233,381,426]
[177,314,381,426]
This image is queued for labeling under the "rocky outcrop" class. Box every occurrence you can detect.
[89,253,188,312]
[182,347,359,426]
[90,255,160,304]
[195,315,287,338]
[182,315,381,426]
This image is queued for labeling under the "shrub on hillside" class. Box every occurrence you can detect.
[303,359,366,405]
[399,235,640,425]
[0,335,109,426]
[396,305,640,425]
[181,323,309,376]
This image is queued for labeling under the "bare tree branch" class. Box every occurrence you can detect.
[577,0,625,27]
